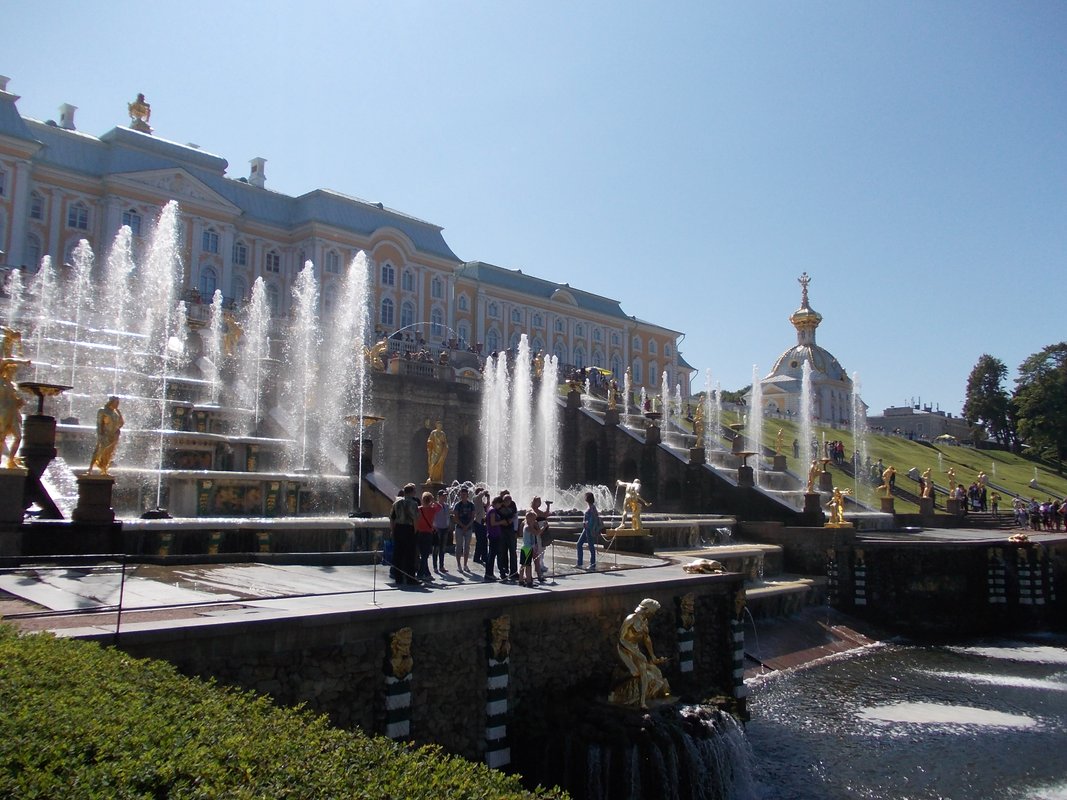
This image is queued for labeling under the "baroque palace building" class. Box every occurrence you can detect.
[0,78,691,396]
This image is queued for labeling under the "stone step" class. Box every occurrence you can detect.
[665,543,784,580]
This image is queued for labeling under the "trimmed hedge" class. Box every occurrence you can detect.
[0,625,565,799]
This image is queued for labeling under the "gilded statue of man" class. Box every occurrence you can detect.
[426,421,448,483]
[0,360,26,469]
[88,396,124,475]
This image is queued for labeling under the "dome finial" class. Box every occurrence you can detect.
[798,272,811,307]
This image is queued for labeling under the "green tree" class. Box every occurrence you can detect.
[963,354,1015,448]
[720,385,750,405]
[1013,342,1067,471]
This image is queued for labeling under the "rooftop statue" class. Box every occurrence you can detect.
[128,93,152,133]
[608,598,671,710]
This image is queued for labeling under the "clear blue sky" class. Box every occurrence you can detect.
[8,1,1066,416]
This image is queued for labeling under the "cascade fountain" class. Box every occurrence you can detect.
[745,364,763,486]
[850,372,869,504]
[235,277,272,435]
[279,262,320,472]
[799,359,815,482]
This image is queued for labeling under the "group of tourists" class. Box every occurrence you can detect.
[388,483,577,588]
[1012,496,1065,531]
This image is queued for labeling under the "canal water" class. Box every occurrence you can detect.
[743,636,1067,799]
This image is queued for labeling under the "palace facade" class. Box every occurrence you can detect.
[0,77,691,395]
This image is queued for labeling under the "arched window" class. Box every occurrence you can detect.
[555,319,565,333]
[632,359,643,384]
[25,234,42,269]
[380,297,395,326]
[648,338,657,355]
[575,323,584,338]
[431,307,444,337]
[487,301,499,319]
[631,335,642,352]
[649,361,659,386]
[265,282,281,316]
[431,276,444,299]
[67,201,89,230]
[122,208,142,236]
[592,350,604,367]
[380,262,395,286]
[611,331,620,346]
[202,227,219,254]
[458,322,470,345]
[402,269,414,291]
[233,240,248,266]
[265,249,281,273]
[574,346,585,369]
[232,276,247,304]
[664,343,672,357]
[511,308,522,324]
[532,337,544,354]
[611,355,622,379]
[325,250,340,274]
[532,313,543,328]
[593,328,602,342]
[486,328,499,353]
[510,331,522,349]
[29,192,44,220]
[401,301,415,329]
[199,265,218,298]
[457,294,469,311]
[553,341,567,364]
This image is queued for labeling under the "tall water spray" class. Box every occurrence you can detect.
[30,256,59,382]
[65,240,94,416]
[800,359,815,482]
[746,364,764,484]
[281,262,320,471]
[100,225,138,395]
[204,290,225,406]
[236,278,272,433]
[850,372,869,503]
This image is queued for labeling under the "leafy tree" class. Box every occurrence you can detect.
[720,385,750,405]
[963,354,1016,448]
[1013,342,1067,471]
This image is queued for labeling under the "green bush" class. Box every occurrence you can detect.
[0,625,564,799]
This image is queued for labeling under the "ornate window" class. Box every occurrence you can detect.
[380,262,395,286]
[325,250,340,274]
[233,240,248,266]
[650,362,659,386]
[574,346,585,369]
[648,339,657,355]
[486,328,499,353]
[401,301,415,329]
[322,283,337,316]
[532,337,544,354]
[457,294,469,312]
[611,355,622,379]
[632,359,643,384]
[265,250,281,273]
[202,227,219,254]
[29,192,44,221]
[380,297,395,326]
[402,269,414,291]
[532,313,543,328]
[664,343,672,357]
[232,276,247,304]
[553,341,566,364]
[631,335,642,352]
[265,283,281,316]
[611,331,620,346]
[122,208,142,236]
[592,350,604,367]
[510,331,522,350]
[67,201,89,230]
[431,307,444,337]
[25,233,41,269]
[575,323,584,338]
[593,328,602,342]
[458,322,470,345]
[431,276,444,299]
[555,319,565,333]
[487,302,499,319]
[511,308,522,324]
[199,265,218,298]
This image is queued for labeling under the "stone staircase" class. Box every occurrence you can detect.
[951,510,1018,531]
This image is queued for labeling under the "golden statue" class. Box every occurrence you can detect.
[806,458,821,494]
[128,92,152,133]
[87,396,124,475]
[489,615,511,662]
[1,326,23,359]
[222,312,243,357]
[678,593,695,630]
[0,359,27,469]
[775,428,784,456]
[533,351,544,379]
[426,421,448,483]
[921,468,933,499]
[388,627,413,680]
[616,478,650,530]
[364,339,389,372]
[608,379,619,412]
[879,465,896,498]
[608,598,671,710]
[825,486,852,526]
[946,467,957,494]
[692,402,705,446]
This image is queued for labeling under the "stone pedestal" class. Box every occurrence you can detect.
[0,467,28,523]
[605,530,655,555]
[604,408,620,427]
[773,454,787,471]
[566,389,582,409]
[737,464,754,488]
[803,492,823,516]
[688,446,706,466]
[819,470,833,493]
[73,473,116,523]
[880,496,895,514]
[20,414,61,519]
[946,498,960,515]
[919,496,935,517]
[645,423,661,445]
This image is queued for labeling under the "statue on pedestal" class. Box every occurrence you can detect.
[879,465,896,498]
[426,421,448,483]
[946,467,957,494]
[921,468,933,499]
[608,379,619,411]
[775,428,784,456]
[608,598,671,710]
[825,486,852,526]
[616,478,650,530]
[0,359,27,469]
[128,93,152,133]
[692,402,705,446]
[806,458,821,494]
[87,396,124,475]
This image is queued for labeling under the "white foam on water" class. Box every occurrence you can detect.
[918,669,1067,693]
[1016,782,1067,800]
[948,645,1067,666]
[858,702,1037,730]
